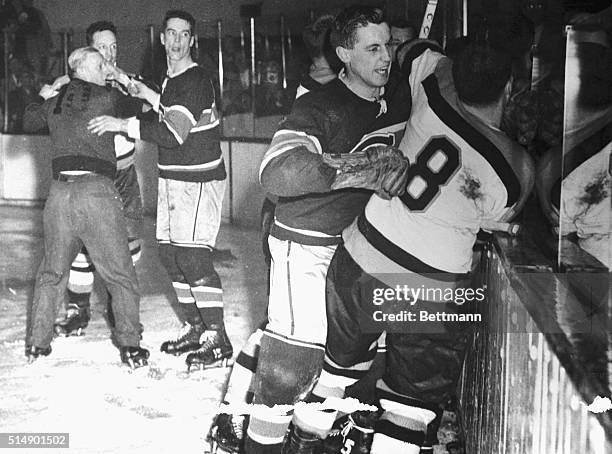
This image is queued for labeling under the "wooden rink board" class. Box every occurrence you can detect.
[0,133,268,228]
[459,243,610,453]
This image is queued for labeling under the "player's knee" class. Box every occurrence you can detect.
[176,247,220,286]
[255,365,305,406]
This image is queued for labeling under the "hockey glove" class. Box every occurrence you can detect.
[322,145,410,200]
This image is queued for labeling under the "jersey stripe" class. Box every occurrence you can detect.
[357,214,469,282]
[422,74,520,206]
[259,129,323,180]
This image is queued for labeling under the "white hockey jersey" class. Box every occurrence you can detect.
[344,44,535,285]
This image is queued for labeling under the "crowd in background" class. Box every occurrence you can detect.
[0,1,421,134]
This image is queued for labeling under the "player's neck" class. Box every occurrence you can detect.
[167,56,195,77]
[339,69,382,101]
[461,100,503,130]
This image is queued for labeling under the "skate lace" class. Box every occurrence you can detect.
[174,323,194,341]
[198,330,219,350]
[65,304,81,318]
[232,415,245,440]
[340,415,374,441]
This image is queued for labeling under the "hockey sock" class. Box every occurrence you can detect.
[292,404,337,439]
[310,346,376,401]
[171,281,203,326]
[128,237,141,264]
[67,251,94,305]
[224,326,264,404]
[370,380,436,454]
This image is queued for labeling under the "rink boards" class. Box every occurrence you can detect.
[0,132,268,228]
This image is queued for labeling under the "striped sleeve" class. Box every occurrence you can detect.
[259,101,336,197]
[140,69,216,148]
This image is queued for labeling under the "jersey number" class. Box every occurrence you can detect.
[400,136,460,211]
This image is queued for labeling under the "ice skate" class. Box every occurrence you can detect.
[54,303,90,336]
[160,322,205,355]
[185,328,233,372]
[321,411,378,454]
[25,345,52,363]
[207,413,245,453]
[120,346,150,369]
[281,423,322,454]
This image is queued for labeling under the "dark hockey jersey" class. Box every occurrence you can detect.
[23,78,125,180]
[139,63,226,183]
[259,73,411,245]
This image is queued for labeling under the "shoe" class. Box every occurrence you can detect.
[54,303,90,336]
[160,322,205,355]
[322,411,378,454]
[208,413,245,453]
[185,328,233,372]
[120,346,150,369]
[25,345,52,363]
[281,423,321,454]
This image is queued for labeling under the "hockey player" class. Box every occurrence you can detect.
[208,13,343,453]
[24,47,149,368]
[54,20,144,337]
[243,6,412,454]
[311,41,535,453]
[88,10,232,369]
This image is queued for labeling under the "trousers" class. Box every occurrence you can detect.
[27,174,141,348]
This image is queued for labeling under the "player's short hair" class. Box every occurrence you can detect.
[331,5,386,49]
[302,14,335,60]
[445,36,471,61]
[68,47,101,73]
[452,43,512,106]
[163,9,195,35]
[86,21,117,46]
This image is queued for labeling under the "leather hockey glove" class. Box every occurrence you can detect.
[322,145,410,200]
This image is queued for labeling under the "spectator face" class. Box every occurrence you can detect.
[390,26,414,60]
[78,52,108,86]
[91,30,117,65]
[338,22,392,92]
[161,18,194,63]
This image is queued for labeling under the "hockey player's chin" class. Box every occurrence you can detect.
[374,73,389,85]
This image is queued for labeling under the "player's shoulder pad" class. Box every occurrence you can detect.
[398,39,444,78]
[174,65,210,85]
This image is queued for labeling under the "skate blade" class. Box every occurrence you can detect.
[124,358,149,371]
[187,357,233,373]
[207,439,237,454]
[54,326,84,337]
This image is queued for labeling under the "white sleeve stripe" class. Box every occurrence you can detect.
[272,129,322,153]
[165,105,197,125]
[191,119,220,132]
[162,119,184,145]
[259,143,312,180]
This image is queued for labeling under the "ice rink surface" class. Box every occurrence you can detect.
[0,206,268,453]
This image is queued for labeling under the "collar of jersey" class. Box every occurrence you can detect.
[167,62,198,79]
[338,68,385,102]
